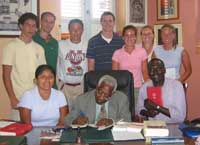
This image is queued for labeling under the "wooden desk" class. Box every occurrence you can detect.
[25,124,194,145]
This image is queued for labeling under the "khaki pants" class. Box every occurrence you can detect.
[57,80,84,111]
[11,109,20,121]
[134,88,140,107]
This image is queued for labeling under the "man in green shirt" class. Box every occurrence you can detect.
[33,11,58,89]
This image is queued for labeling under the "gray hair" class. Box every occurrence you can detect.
[98,75,117,93]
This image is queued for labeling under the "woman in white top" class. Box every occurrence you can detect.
[18,65,68,126]
[154,24,192,83]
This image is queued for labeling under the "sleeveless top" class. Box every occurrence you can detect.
[154,45,183,79]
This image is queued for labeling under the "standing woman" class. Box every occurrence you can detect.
[18,65,68,126]
[112,25,149,105]
[140,25,155,61]
[154,24,192,83]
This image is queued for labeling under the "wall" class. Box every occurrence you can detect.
[0,38,12,118]
[116,0,200,120]
[149,0,200,120]
[0,0,200,120]
[0,0,61,119]
[182,0,200,119]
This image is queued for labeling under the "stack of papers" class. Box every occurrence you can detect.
[112,122,144,141]
[143,121,169,143]
[143,120,169,137]
[40,129,61,141]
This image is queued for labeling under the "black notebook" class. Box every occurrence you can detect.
[0,136,26,145]
[60,127,113,143]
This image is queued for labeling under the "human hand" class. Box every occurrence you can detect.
[140,109,159,118]
[144,99,157,111]
[134,115,145,122]
[145,109,159,117]
[10,97,19,109]
[56,121,64,127]
[72,116,88,125]
[96,118,113,127]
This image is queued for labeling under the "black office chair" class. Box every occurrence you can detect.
[84,70,135,121]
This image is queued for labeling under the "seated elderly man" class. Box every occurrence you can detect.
[136,58,186,123]
[64,75,131,127]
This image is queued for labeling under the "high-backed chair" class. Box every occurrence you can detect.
[84,70,135,121]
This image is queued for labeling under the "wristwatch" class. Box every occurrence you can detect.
[156,105,160,110]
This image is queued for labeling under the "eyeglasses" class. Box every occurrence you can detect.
[96,88,111,98]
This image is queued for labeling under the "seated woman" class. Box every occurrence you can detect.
[18,64,68,126]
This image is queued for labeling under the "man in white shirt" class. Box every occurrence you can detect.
[86,11,124,71]
[57,19,88,110]
[136,58,186,123]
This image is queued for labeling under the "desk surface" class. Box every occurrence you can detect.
[25,124,193,145]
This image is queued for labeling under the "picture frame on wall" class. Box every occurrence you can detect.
[157,0,179,20]
[154,23,182,46]
[0,0,38,37]
[126,0,147,26]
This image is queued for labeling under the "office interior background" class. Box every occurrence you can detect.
[0,0,199,120]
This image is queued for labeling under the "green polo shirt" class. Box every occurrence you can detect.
[33,32,58,89]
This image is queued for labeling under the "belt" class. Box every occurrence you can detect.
[60,82,81,90]
[64,82,80,86]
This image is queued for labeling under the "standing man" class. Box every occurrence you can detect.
[2,13,46,120]
[57,19,88,110]
[86,11,124,71]
[33,12,58,89]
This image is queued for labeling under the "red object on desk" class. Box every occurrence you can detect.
[0,122,32,136]
[147,86,163,107]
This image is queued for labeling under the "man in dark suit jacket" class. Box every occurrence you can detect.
[64,75,131,127]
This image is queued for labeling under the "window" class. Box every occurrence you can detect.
[61,0,83,18]
[91,0,113,19]
[60,0,115,39]
[61,0,83,19]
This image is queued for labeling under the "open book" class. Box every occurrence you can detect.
[112,122,144,141]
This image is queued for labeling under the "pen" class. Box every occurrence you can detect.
[79,111,85,117]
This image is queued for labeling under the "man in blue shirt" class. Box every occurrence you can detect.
[86,11,124,71]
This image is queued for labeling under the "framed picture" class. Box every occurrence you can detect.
[154,23,182,45]
[126,0,147,26]
[157,0,179,20]
[0,0,38,37]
